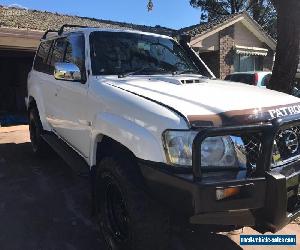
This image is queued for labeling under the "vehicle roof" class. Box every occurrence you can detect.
[43,27,174,41]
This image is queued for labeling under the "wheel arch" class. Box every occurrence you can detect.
[95,135,137,167]
[28,96,37,111]
[27,93,51,131]
[90,134,140,216]
[89,112,166,167]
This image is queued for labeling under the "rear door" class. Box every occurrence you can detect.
[31,40,55,121]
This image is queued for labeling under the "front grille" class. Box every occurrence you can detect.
[242,134,262,168]
[272,126,300,167]
[241,126,300,169]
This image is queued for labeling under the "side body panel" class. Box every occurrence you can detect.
[47,77,90,158]
[27,70,52,131]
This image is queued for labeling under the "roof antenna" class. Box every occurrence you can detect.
[147,0,154,12]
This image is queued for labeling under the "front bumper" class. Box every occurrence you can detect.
[139,117,300,233]
[139,160,300,232]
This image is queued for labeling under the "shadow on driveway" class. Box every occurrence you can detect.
[0,141,242,250]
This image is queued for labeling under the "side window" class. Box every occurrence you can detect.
[65,34,86,81]
[49,38,67,74]
[34,40,53,73]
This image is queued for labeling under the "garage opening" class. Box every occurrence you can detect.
[0,49,35,126]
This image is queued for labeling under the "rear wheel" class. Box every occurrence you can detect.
[96,157,170,250]
[29,107,49,155]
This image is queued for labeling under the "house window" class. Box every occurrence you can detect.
[234,54,263,72]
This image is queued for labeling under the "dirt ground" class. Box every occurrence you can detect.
[0,125,299,250]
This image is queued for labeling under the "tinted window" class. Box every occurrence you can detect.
[49,38,67,74]
[239,74,255,85]
[90,32,201,76]
[230,74,254,85]
[229,74,242,82]
[65,33,86,79]
[34,40,53,73]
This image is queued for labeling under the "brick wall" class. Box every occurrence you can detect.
[219,26,234,79]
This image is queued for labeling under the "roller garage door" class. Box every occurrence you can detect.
[0,49,35,114]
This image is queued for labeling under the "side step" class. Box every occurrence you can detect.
[41,133,90,176]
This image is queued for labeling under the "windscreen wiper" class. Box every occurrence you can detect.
[172,69,201,75]
[118,67,171,78]
[118,67,148,78]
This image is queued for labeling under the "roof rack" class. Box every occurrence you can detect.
[41,24,90,40]
[58,24,89,35]
[41,29,59,40]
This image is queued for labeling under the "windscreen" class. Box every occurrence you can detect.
[89,31,209,76]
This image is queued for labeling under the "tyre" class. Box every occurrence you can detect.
[95,157,170,250]
[29,107,49,155]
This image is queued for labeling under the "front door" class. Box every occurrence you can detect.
[50,33,91,158]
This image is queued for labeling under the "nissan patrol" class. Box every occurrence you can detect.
[27,24,300,250]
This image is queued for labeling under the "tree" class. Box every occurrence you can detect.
[190,0,277,38]
[268,0,300,93]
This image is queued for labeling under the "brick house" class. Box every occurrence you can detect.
[179,12,276,79]
[0,6,276,117]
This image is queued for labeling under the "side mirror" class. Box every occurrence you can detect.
[54,62,82,82]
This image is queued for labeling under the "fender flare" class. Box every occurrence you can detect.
[89,112,166,166]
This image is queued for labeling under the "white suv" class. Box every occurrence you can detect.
[27,25,300,250]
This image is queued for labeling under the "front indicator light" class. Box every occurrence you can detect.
[216,187,240,201]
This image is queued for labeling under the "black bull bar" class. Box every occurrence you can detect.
[192,115,300,180]
[191,115,300,232]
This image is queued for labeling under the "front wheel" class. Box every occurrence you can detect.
[96,157,170,250]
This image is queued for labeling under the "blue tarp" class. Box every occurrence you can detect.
[0,115,28,127]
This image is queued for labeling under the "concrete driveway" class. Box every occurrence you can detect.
[0,125,299,250]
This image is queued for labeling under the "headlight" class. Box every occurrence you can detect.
[163,130,242,168]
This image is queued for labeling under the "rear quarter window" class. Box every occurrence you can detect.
[33,40,53,74]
